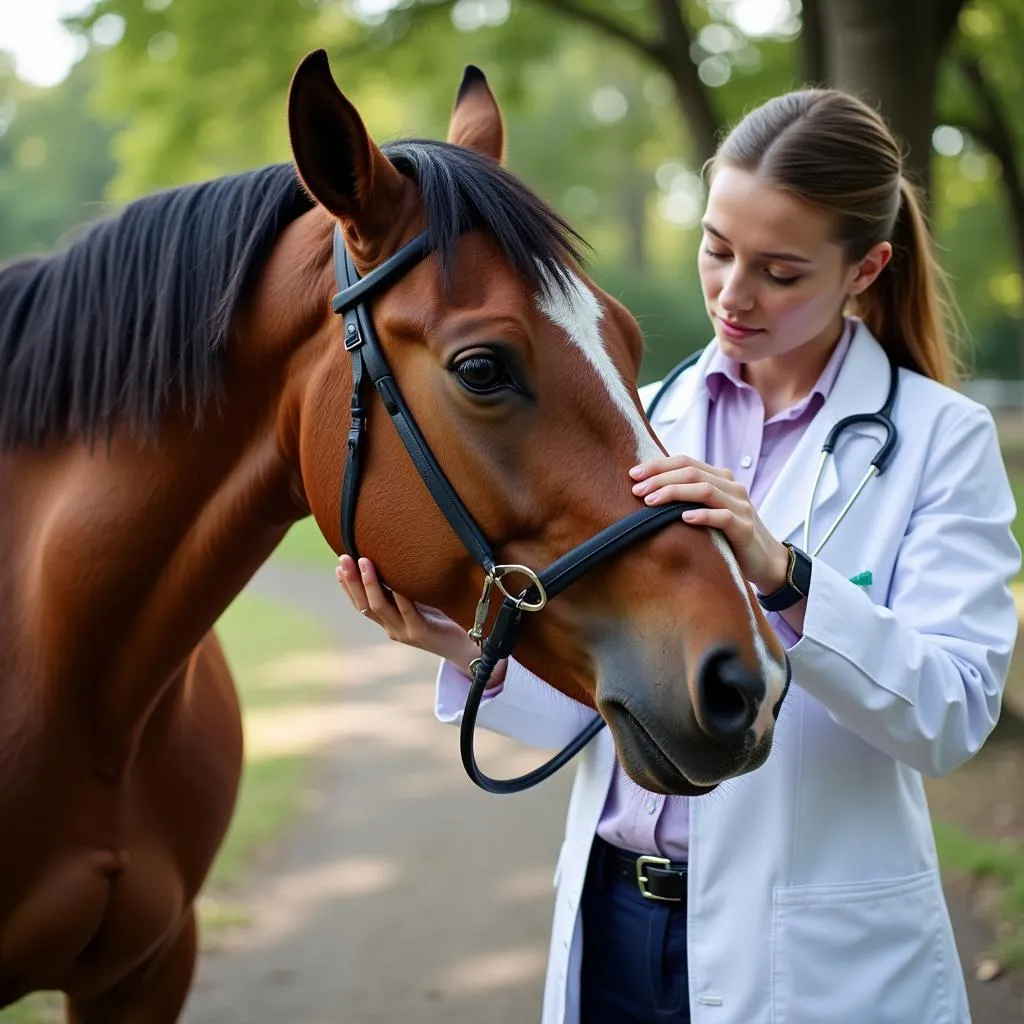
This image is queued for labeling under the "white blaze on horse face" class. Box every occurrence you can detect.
[535,272,661,464]
[709,530,788,724]
[535,270,786,721]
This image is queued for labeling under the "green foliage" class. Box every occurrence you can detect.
[0,54,116,262]
[2,0,1023,375]
[593,260,710,383]
[934,819,1024,968]
[274,515,335,567]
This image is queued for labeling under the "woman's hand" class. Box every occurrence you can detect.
[336,555,500,681]
[629,455,790,595]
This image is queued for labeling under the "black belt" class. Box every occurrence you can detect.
[594,837,688,903]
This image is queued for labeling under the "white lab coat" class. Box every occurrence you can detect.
[435,320,1020,1024]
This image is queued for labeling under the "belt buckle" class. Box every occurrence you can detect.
[635,854,675,901]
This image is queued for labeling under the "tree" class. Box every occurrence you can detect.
[0,53,116,262]
[940,0,1024,369]
[60,0,1024,372]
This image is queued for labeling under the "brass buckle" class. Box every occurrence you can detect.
[491,564,547,611]
[636,854,676,901]
[468,564,547,646]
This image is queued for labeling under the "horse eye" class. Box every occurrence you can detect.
[452,354,512,394]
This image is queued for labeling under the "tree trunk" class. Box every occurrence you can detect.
[819,0,940,193]
[651,0,718,167]
[622,163,650,272]
[801,0,827,86]
[956,54,1024,379]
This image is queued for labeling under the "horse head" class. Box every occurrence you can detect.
[280,51,788,794]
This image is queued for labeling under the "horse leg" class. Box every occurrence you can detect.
[64,909,197,1024]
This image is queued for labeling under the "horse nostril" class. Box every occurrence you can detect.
[695,646,765,741]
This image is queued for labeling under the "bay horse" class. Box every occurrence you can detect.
[0,51,786,1020]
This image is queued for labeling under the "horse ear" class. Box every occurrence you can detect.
[447,65,505,163]
[287,50,405,229]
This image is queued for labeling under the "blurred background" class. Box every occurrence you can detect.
[3,0,1024,385]
[3,1,1024,1021]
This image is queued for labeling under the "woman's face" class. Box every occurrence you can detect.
[697,166,888,363]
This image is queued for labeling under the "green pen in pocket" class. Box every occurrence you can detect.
[849,570,873,589]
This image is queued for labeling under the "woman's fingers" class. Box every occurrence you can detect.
[357,559,406,632]
[392,589,435,643]
[632,466,742,502]
[630,455,735,483]
[680,506,735,529]
[337,555,371,613]
[641,479,740,515]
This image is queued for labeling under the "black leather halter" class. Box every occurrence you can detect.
[332,228,724,794]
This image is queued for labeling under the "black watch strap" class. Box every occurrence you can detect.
[756,542,812,612]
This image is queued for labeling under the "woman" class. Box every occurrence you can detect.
[336,89,1020,1024]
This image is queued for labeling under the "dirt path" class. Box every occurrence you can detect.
[182,562,573,1023]
[181,561,1024,1023]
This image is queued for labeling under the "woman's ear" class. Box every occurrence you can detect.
[847,241,893,296]
[287,49,406,232]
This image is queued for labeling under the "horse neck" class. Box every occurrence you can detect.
[6,314,325,762]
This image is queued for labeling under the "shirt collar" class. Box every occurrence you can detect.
[704,317,855,416]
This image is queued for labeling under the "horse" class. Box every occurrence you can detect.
[0,50,787,1021]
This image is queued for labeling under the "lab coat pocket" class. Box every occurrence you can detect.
[771,870,950,1024]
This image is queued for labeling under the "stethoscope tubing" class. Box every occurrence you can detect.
[802,359,900,557]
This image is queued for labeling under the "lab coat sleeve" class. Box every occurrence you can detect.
[435,657,599,750]
[789,403,1021,776]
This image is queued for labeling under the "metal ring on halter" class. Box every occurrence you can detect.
[490,564,547,611]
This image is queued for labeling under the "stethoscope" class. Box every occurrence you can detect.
[802,356,898,555]
[646,348,900,558]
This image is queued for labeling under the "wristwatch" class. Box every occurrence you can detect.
[756,542,812,612]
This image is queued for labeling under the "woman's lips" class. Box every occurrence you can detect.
[716,316,763,341]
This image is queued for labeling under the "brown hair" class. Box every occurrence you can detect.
[709,89,962,385]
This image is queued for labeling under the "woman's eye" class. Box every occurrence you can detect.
[452,354,512,394]
[766,271,801,286]
[703,247,729,260]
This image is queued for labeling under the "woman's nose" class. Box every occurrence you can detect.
[719,268,754,313]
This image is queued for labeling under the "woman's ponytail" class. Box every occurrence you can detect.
[854,177,963,386]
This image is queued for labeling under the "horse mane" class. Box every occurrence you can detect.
[0,142,586,449]
[0,164,313,449]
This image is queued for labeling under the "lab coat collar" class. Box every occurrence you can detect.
[650,320,893,551]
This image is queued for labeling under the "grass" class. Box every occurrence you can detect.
[0,592,330,1023]
[203,593,328,888]
[935,822,1024,968]
[273,516,334,568]
[930,447,1024,968]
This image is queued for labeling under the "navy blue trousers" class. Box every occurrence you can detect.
[580,838,691,1024]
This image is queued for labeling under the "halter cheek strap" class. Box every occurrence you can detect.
[333,229,496,572]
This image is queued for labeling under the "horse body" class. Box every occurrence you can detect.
[0,420,283,1012]
[0,52,788,1019]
